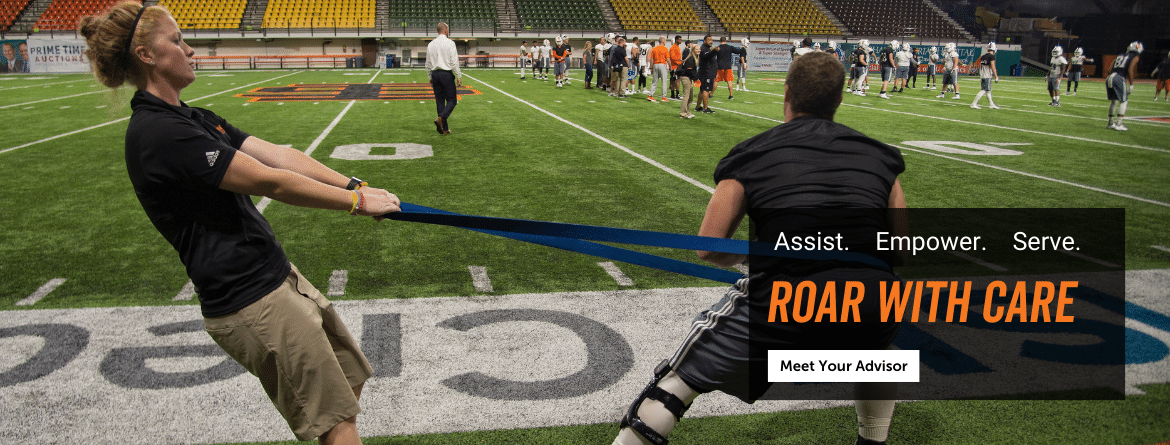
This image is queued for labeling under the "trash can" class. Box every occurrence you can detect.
[355,56,363,67]
[345,57,354,68]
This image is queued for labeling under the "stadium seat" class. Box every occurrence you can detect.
[0,0,33,32]
[819,0,965,39]
[35,0,120,30]
[609,0,702,31]
[513,0,605,30]
[706,0,839,35]
[265,0,374,28]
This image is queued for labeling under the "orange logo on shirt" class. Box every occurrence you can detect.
[215,125,226,134]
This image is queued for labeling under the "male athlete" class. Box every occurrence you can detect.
[716,36,747,100]
[926,46,939,89]
[1154,50,1170,101]
[1047,45,1068,106]
[893,42,912,93]
[971,42,1000,109]
[734,38,750,92]
[519,41,530,79]
[611,50,905,445]
[848,40,870,96]
[551,36,570,88]
[1066,47,1094,96]
[1107,42,1143,131]
[936,43,960,100]
[669,35,684,99]
[538,39,552,80]
[878,39,897,99]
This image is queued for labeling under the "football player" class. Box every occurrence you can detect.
[926,46,939,89]
[552,36,569,87]
[1154,50,1170,101]
[1107,42,1143,130]
[1066,47,1094,95]
[848,40,870,95]
[936,43,960,99]
[539,39,552,80]
[1047,45,1068,106]
[878,39,897,98]
[734,38,750,92]
[893,42,912,93]
[519,41,529,79]
[971,42,1000,109]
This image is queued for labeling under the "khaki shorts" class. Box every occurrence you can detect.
[204,264,373,440]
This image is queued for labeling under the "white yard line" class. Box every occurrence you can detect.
[598,261,635,286]
[327,270,349,297]
[750,88,1170,154]
[15,278,67,306]
[949,251,1008,271]
[0,90,103,109]
[463,71,715,193]
[0,77,96,91]
[0,70,305,156]
[892,144,1170,208]
[255,69,381,212]
[468,266,494,292]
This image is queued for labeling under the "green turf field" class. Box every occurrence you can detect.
[1,68,1168,444]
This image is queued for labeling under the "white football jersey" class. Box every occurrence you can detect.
[1048,56,1067,78]
[944,51,959,71]
[895,50,912,67]
[539,45,551,59]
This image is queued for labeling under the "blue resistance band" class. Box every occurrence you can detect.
[387,203,888,284]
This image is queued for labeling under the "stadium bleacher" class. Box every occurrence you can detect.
[386,0,495,30]
[160,0,246,29]
[609,0,703,32]
[1,0,32,32]
[820,0,966,39]
[514,0,605,31]
[707,0,839,35]
[34,0,118,30]
[264,0,374,29]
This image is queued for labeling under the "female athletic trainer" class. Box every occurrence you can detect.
[80,2,399,444]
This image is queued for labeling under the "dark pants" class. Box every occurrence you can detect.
[908,65,918,86]
[431,70,457,131]
[585,63,593,85]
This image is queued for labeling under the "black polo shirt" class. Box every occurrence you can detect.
[126,90,290,318]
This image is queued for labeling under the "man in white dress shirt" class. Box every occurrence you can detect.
[426,23,462,134]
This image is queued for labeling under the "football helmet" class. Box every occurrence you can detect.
[903,43,911,52]
[890,39,899,51]
[945,42,956,53]
[814,42,821,50]
[544,39,550,47]
[555,36,563,45]
[828,40,838,50]
[859,39,870,50]
[606,32,616,43]
[929,46,938,55]
[1074,47,1083,56]
[1128,41,1144,54]
[1052,45,1063,57]
[742,38,751,47]
[987,42,996,52]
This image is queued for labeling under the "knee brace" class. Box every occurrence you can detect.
[1119,101,1128,116]
[620,360,694,445]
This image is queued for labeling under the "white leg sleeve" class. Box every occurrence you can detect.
[973,90,985,105]
[987,92,996,107]
[1119,101,1128,117]
[856,398,896,442]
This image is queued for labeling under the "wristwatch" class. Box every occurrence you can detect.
[346,177,367,190]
